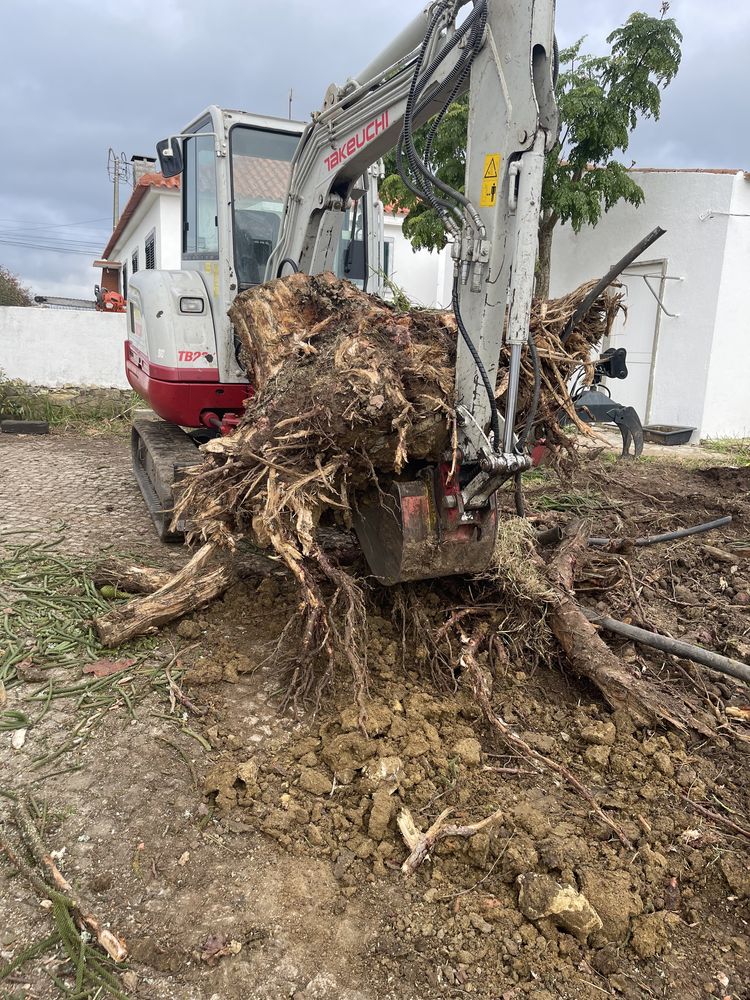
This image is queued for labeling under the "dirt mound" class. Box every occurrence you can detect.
[197,595,749,997]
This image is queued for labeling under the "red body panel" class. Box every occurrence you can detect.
[125,342,251,427]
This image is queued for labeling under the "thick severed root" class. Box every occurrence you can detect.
[94,544,235,647]
[547,597,714,734]
[91,560,173,595]
[398,805,504,875]
[541,521,716,735]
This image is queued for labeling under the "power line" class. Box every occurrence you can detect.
[0,232,104,248]
[0,215,111,231]
[0,236,103,252]
[0,238,101,257]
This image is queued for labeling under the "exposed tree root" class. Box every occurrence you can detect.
[91,560,173,595]
[459,634,635,851]
[99,275,734,739]
[398,804,505,875]
[94,544,235,647]
[540,520,717,734]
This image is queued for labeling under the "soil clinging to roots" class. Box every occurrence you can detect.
[173,272,622,700]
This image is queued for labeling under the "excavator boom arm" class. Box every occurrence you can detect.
[269,0,557,464]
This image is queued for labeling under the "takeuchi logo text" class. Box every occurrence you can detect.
[324,111,389,172]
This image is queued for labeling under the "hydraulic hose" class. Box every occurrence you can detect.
[518,332,541,450]
[399,2,456,225]
[405,1,487,224]
[398,0,486,227]
[276,257,299,277]
[514,332,541,518]
[452,275,500,448]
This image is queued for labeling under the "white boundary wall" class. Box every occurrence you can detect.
[0,307,129,388]
[701,173,750,438]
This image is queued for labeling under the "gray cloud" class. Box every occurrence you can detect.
[0,0,746,296]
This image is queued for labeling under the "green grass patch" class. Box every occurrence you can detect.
[0,370,139,430]
[700,438,750,466]
[533,489,620,514]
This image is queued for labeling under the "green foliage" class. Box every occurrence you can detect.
[380,96,468,253]
[380,5,682,254]
[0,265,33,306]
[547,7,682,234]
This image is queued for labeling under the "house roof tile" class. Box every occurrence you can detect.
[100,172,180,261]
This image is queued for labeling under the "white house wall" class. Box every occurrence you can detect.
[383,215,451,308]
[110,189,180,286]
[701,173,750,438]
[157,194,181,270]
[549,170,737,438]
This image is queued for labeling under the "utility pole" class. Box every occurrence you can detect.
[107,149,131,229]
[288,88,293,120]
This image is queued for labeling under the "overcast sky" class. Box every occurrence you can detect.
[0,0,747,298]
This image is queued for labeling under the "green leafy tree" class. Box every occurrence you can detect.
[0,265,33,307]
[380,5,682,299]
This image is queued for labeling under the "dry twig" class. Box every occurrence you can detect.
[398,805,504,875]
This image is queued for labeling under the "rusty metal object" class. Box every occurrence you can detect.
[353,470,497,585]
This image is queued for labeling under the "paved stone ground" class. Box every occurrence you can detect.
[0,428,184,565]
[0,424,290,761]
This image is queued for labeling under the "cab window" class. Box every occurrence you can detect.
[230,126,299,287]
[336,199,367,289]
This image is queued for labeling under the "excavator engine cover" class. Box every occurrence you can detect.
[353,469,498,585]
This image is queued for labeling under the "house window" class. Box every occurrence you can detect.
[122,262,128,300]
[131,249,139,274]
[383,239,394,278]
[145,231,156,270]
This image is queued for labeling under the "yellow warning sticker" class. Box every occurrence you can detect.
[480,153,501,207]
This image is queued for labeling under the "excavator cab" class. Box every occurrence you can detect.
[127,106,380,539]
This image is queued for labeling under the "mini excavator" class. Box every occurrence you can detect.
[127,0,560,582]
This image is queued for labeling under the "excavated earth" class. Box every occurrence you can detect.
[1,431,749,1000]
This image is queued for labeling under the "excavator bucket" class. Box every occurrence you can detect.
[352,469,498,585]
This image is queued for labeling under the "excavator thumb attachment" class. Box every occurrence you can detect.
[573,389,644,460]
[611,406,644,460]
[352,470,498,586]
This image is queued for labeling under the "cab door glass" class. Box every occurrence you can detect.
[183,126,218,257]
[230,126,299,287]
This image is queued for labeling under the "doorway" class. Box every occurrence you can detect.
[602,259,666,423]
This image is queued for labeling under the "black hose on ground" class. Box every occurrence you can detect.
[588,515,732,548]
[583,610,750,686]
